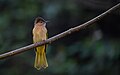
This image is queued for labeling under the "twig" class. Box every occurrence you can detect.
[0,3,120,59]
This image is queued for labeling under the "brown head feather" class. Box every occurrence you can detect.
[34,17,46,24]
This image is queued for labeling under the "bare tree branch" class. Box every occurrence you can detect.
[0,3,120,60]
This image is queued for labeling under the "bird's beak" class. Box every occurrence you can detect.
[45,21,49,23]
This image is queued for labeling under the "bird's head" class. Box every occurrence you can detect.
[34,17,48,26]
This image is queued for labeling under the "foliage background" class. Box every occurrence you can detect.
[0,0,120,75]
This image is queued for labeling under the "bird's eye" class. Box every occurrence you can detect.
[40,21,43,23]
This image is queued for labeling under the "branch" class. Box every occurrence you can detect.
[0,3,120,59]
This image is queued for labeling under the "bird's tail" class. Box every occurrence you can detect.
[34,46,48,70]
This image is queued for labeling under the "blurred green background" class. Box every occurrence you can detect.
[0,0,120,75]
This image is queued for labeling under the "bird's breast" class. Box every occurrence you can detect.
[33,26,47,42]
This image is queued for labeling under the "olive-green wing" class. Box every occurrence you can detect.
[45,33,48,52]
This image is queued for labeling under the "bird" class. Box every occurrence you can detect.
[32,17,48,70]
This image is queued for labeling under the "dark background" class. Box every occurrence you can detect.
[0,0,120,75]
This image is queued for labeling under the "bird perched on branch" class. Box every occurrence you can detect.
[32,17,48,70]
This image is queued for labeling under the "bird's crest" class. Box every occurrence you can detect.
[34,17,46,24]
